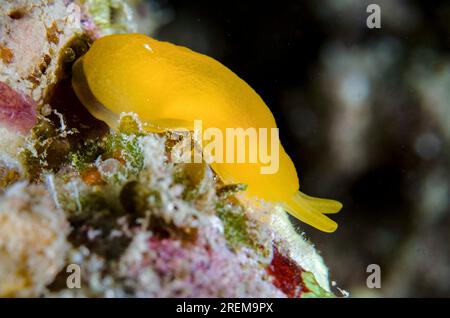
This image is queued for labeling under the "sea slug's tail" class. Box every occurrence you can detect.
[283,192,342,233]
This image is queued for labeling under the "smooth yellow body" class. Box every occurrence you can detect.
[72,34,342,232]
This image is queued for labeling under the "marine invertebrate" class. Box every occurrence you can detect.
[72,34,342,232]
[0,0,341,298]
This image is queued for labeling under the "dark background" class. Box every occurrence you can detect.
[147,0,450,297]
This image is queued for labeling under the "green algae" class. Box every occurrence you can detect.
[217,203,253,249]
[300,271,336,298]
[69,130,143,179]
[70,139,103,171]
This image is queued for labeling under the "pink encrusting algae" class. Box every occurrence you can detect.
[0,82,37,134]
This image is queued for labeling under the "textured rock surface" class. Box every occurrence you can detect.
[37,116,336,297]
[0,0,83,104]
[0,182,69,297]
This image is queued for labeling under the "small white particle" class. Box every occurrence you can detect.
[144,44,153,52]
[53,109,66,131]
[337,287,350,297]
[45,174,61,209]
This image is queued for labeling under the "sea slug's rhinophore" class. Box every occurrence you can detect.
[72,34,342,232]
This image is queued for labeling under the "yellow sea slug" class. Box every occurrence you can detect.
[72,33,342,232]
